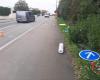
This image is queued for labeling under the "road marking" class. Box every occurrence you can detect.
[0,27,35,51]
[0,25,14,30]
[59,24,66,26]
[0,17,43,51]
[0,21,16,30]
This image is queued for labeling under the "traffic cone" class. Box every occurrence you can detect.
[0,32,5,37]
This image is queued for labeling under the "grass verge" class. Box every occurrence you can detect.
[57,17,81,80]
[57,17,100,80]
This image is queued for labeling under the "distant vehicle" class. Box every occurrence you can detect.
[44,14,49,18]
[16,11,35,23]
[44,13,50,18]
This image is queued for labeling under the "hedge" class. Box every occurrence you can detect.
[0,6,11,16]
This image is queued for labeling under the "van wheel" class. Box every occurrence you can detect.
[17,21,20,23]
[26,20,29,23]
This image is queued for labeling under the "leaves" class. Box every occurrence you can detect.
[0,6,11,16]
[14,0,29,11]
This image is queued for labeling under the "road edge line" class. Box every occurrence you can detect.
[0,27,34,51]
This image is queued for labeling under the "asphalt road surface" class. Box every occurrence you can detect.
[0,16,74,80]
[0,19,16,28]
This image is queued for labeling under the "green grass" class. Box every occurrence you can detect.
[57,17,81,79]
[57,17,80,57]
[57,17,100,80]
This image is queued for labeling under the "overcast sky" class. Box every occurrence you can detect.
[0,0,59,13]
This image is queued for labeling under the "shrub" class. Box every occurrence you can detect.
[69,14,100,52]
[0,6,11,16]
[87,15,100,52]
[69,20,88,44]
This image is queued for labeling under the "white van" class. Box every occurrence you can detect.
[16,11,35,23]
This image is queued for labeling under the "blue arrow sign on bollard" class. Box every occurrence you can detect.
[79,50,100,61]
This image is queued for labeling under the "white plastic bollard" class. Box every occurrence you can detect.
[58,43,64,53]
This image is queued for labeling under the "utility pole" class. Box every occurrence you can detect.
[56,0,57,10]
[55,0,59,15]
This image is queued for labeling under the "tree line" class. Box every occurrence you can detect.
[58,0,100,52]
[0,0,47,16]
[0,6,11,16]
[58,0,100,79]
[14,0,47,15]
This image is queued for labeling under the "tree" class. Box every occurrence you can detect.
[57,0,71,20]
[14,0,29,11]
[41,10,47,16]
[31,8,41,15]
[0,6,11,16]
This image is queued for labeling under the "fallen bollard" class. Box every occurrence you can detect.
[58,43,64,54]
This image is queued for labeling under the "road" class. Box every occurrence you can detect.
[0,16,74,80]
[0,19,16,28]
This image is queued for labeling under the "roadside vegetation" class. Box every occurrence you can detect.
[0,0,46,17]
[0,6,11,16]
[57,0,100,80]
[14,0,46,16]
[14,0,29,11]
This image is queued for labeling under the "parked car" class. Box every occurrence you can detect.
[16,11,35,23]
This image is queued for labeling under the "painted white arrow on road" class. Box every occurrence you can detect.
[86,52,95,59]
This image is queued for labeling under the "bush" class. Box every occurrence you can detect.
[69,14,100,52]
[58,16,100,80]
[58,0,100,79]
[32,9,41,15]
[87,15,100,52]
[0,6,11,16]
[69,20,88,44]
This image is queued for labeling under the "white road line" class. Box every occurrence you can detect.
[0,25,14,31]
[0,27,35,51]
[0,21,16,30]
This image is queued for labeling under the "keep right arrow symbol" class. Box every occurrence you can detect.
[86,52,95,59]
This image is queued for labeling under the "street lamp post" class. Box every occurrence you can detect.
[56,0,57,10]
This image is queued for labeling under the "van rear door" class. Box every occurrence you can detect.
[16,11,27,22]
